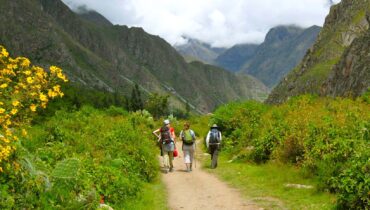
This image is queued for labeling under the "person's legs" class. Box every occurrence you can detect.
[168,151,174,171]
[183,149,191,171]
[211,147,219,169]
[162,145,169,172]
[189,145,194,171]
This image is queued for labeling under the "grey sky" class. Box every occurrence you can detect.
[62,0,341,47]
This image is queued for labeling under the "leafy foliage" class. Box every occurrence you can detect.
[0,107,159,209]
[211,94,370,209]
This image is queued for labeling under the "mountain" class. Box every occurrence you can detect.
[174,38,226,64]
[214,44,259,72]
[0,0,268,113]
[181,25,320,88]
[239,25,321,88]
[267,0,370,104]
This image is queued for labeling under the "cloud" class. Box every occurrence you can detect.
[62,0,342,47]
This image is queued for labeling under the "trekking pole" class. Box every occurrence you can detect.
[194,139,197,168]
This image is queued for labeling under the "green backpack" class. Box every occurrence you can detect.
[182,130,194,145]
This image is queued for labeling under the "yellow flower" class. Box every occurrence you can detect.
[20,58,30,67]
[41,102,47,109]
[0,108,5,114]
[12,100,20,107]
[48,89,57,98]
[10,108,18,115]
[24,70,31,75]
[22,129,28,137]
[57,72,68,82]
[0,83,8,89]
[1,47,9,57]
[39,93,48,102]
[30,104,37,112]
[26,77,34,84]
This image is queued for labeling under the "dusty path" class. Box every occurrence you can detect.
[161,142,261,210]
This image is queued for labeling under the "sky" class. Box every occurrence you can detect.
[62,0,341,47]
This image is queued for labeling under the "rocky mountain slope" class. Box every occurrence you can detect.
[214,44,258,72]
[177,25,320,88]
[0,0,268,112]
[239,25,321,88]
[174,38,226,64]
[267,0,370,104]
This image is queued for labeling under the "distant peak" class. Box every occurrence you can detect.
[265,25,304,42]
[76,5,112,26]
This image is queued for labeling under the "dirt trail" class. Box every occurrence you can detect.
[161,142,261,210]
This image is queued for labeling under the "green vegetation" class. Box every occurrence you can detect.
[0,106,165,209]
[209,94,369,209]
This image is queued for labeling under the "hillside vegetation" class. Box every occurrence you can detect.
[267,0,370,103]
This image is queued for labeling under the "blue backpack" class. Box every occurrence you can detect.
[209,128,220,144]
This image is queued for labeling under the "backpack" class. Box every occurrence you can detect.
[209,128,220,144]
[161,126,173,144]
[182,130,194,145]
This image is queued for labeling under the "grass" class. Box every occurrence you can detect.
[201,154,336,210]
[122,177,168,210]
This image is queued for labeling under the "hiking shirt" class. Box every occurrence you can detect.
[206,130,222,148]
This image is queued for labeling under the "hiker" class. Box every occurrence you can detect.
[206,124,222,169]
[179,122,196,172]
[153,119,176,173]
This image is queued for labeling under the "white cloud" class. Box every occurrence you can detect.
[62,0,342,47]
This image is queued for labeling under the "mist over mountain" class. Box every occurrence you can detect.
[174,38,226,64]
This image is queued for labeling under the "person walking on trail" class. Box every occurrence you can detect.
[153,119,176,173]
[206,124,222,169]
[179,122,196,172]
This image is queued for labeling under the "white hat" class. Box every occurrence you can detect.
[163,119,170,125]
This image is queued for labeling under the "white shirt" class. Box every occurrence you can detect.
[206,129,222,148]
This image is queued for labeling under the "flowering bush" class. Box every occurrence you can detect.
[0,45,67,172]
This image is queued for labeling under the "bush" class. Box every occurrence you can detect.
[0,107,159,209]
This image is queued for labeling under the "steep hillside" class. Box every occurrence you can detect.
[215,44,258,72]
[174,38,226,64]
[323,25,370,97]
[240,25,321,87]
[267,0,370,104]
[0,0,268,112]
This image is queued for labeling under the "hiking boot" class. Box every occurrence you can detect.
[169,168,174,172]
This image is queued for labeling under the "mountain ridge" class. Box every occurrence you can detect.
[0,0,268,112]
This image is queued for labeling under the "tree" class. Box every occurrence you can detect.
[145,93,169,119]
[129,83,144,111]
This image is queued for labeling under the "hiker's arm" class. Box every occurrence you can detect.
[152,128,160,139]
[191,130,196,141]
[219,132,222,143]
[205,132,210,148]
[172,130,176,143]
